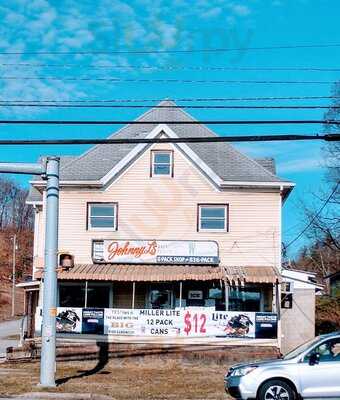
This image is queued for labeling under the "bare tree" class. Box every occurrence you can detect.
[0,176,33,280]
[292,82,340,279]
[0,176,33,230]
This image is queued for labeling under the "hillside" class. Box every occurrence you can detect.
[0,278,25,321]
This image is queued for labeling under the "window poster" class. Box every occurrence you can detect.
[82,308,105,335]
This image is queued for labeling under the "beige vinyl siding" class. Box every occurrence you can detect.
[35,143,281,268]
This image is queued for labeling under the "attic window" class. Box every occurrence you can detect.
[151,150,173,177]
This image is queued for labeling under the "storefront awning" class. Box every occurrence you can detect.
[36,264,281,284]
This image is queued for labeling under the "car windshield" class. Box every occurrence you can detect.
[284,337,321,360]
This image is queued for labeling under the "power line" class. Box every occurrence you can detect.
[285,182,340,249]
[0,103,338,109]
[0,134,338,146]
[0,119,338,125]
[1,62,340,72]
[0,96,338,103]
[0,76,335,84]
[1,43,340,55]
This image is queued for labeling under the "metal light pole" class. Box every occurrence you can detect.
[0,157,60,387]
[11,234,17,317]
[39,157,59,387]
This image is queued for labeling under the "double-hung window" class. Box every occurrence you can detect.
[198,204,228,232]
[151,151,173,177]
[87,203,117,230]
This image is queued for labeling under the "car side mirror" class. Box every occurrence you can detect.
[309,352,320,366]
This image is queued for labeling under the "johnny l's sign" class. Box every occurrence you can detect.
[103,240,219,265]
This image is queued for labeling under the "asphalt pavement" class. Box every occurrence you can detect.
[0,318,21,356]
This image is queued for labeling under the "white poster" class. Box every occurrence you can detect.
[35,307,82,334]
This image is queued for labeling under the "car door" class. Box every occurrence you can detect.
[298,337,340,398]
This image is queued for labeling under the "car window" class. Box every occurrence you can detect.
[284,337,320,360]
[305,338,340,363]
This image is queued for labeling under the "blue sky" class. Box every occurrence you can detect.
[0,0,338,257]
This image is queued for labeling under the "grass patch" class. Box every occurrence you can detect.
[0,358,230,399]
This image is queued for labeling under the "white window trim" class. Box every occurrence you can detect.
[87,203,117,231]
[151,150,173,177]
[198,204,228,232]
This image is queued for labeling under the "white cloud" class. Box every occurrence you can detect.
[228,3,251,16]
[277,158,323,173]
[201,7,222,19]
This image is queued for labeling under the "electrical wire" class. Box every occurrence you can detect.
[0,76,335,84]
[0,120,338,125]
[0,103,338,109]
[1,43,340,55]
[0,96,338,103]
[0,134,338,146]
[1,63,340,72]
[285,182,340,249]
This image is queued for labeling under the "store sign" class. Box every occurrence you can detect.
[103,240,219,265]
[36,307,277,339]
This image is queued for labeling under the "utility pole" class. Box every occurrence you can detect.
[39,157,59,387]
[11,234,17,317]
[0,157,59,387]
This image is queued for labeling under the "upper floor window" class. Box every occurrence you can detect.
[87,203,117,230]
[151,150,173,177]
[198,204,228,232]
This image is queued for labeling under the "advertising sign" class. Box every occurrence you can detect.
[56,307,82,333]
[82,308,104,335]
[182,310,256,338]
[103,240,219,265]
[104,308,141,335]
[36,307,277,339]
[255,313,278,339]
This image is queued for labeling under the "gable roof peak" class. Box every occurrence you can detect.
[156,99,178,107]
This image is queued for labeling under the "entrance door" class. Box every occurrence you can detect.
[148,285,174,309]
[298,337,340,398]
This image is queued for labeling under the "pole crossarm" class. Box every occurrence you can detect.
[0,162,45,175]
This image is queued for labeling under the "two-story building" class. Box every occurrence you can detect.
[26,100,296,346]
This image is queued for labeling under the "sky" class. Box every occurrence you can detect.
[0,0,339,257]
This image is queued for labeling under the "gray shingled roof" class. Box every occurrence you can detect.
[27,100,290,202]
[254,158,276,175]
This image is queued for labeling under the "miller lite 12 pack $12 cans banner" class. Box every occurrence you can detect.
[35,307,277,339]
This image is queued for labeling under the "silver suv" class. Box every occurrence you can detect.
[224,332,340,399]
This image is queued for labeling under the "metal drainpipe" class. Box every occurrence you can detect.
[84,281,88,308]
[179,281,183,308]
[132,282,135,309]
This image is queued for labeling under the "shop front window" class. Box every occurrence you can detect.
[149,289,173,309]
[228,287,261,311]
[59,283,111,308]
[59,284,85,307]
[86,284,111,308]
